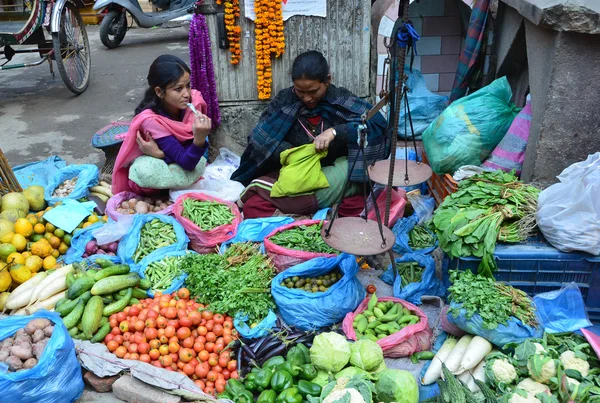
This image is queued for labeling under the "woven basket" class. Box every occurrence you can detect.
[92,121,130,175]
[0,149,22,195]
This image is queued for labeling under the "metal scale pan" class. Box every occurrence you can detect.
[321,217,395,256]
[368,159,432,187]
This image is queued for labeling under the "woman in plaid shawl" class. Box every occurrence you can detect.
[232,51,389,218]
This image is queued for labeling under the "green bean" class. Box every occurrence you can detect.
[182,199,234,231]
[408,224,435,250]
[269,223,337,254]
[133,220,177,263]
[396,262,424,286]
[145,255,184,292]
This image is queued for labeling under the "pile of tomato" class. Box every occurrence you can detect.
[102,288,239,395]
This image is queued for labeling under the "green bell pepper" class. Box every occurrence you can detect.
[299,364,318,381]
[263,355,286,370]
[278,361,302,377]
[257,389,277,403]
[256,367,275,390]
[217,392,232,400]
[271,369,294,392]
[297,380,322,398]
[244,372,259,392]
[276,387,303,403]
[286,345,307,366]
[296,343,311,363]
[225,379,246,397]
[237,389,254,403]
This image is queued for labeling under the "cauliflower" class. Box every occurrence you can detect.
[566,377,580,392]
[323,388,366,403]
[508,389,541,403]
[533,343,546,355]
[527,355,556,384]
[491,358,518,384]
[560,351,590,377]
[517,378,550,396]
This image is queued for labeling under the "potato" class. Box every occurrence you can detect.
[33,340,48,360]
[15,329,26,338]
[43,326,54,338]
[128,199,137,209]
[23,358,37,369]
[0,350,9,362]
[29,318,51,330]
[134,201,149,214]
[5,356,23,371]
[11,344,33,360]
[121,201,129,209]
[24,322,38,335]
[15,335,32,345]
[32,329,46,343]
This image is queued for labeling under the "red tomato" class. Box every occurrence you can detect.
[107,340,119,352]
[196,335,206,344]
[214,344,224,354]
[207,355,218,367]
[177,288,190,299]
[160,354,173,367]
[165,307,177,319]
[169,336,179,345]
[138,312,147,322]
[194,380,205,390]
[223,335,232,345]
[213,324,223,337]
[179,348,194,363]
[193,342,205,353]
[218,356,229,368]
[130,353,140,361]
[221,369,230,380]
[189,358,199,367]
[129,306,140,317]
[230,370,238,379]
[145,328,158,340]
[124,353,131,360]
[177,327,191,340]
[168,342,180,354]
[123,341,130,349]
[149,339,161,350]
[159,335,169,344]
[213,314,224,325]
[123,307,131,316]
[113,335,124,345]
[152,360,162,368]
[138,342,150,354]
[195,361,209,378]
[122,332,132,342]
[134,320,145,332]
[205,332,216,343]
[167,319,180,330]
[205,321,214,332]
[128,343,138,354]
[140,354,151,363]
[165,326,176,338]
[159,344,169,356]
[197,326,208,336]
[176,300,187,311]
[109,318,118,328]
[116,312,127,323]
[119,321,130,333]
[205,342,215,353]
[183,363,195,376]
[133,333,146,345]
[146,310,158,320]
[213,365,222,373]
[215,378,226,393]
[223,320,233,330]
[201,310,213,320]
[198,350,209,362]
[227,359,237,372]
[188,311,201,326]
[179,317,193,328]
[145,318,157,329]
[104,333,114,343]
[156,316,168,329]
[115,346,127,358]
[206,370,218,382]
[182,337,194,349]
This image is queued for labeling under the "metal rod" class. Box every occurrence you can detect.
[0,48,52,55]
[0,52,53,70]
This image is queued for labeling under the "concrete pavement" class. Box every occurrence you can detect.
[0,25,190,168]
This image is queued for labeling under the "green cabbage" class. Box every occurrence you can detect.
[310,332,351,372]
[335,366,371,380]
[375,369,418,403]
[349,340,384,371]
[313,370,334,387]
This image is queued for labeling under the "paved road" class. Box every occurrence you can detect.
[0,25,190,168]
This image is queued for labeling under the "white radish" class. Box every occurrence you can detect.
[36,277,68,303]
[444,335,473,374]
[422,337,458,385]
[28,264,73,305]
[5,272,48,310]
[471,359,486,384]
[457,371,478,393]
[27,291,66,314]
[457,336,493,373]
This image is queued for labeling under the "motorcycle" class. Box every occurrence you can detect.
[93,0,195,49]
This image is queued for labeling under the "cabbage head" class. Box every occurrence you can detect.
[313,370,334,387]
[310,332,351,372]
[375,369,418,403]
[350,340,384,371]
[335,366,371,380]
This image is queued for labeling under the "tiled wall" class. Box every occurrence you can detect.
[377,0,468,97]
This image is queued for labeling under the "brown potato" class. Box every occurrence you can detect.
[5,356,23,371]
[10,344,33,360]
[32,329,46,343]
[23,358,38,369]
[43,326,54,338]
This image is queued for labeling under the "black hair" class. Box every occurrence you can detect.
[135,55,191,115]
[291,50,330,83]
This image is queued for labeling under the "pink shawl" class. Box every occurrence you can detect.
[112,89,208,194]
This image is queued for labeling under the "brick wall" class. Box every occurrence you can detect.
[377,0,468,97]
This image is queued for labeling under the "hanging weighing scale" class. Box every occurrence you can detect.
[321,0,431,257]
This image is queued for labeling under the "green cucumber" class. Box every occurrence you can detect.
[68,327,79,337]
[102,296,113,305]
[63,299,86,329]
[55,297,69,309]
[130,298,140,305]
[94,264,130,281]
[91,273,140,295]
[103,288,133,316]
[66,272,76,288]
[81,296,104,338]
[67,276,96,300]
[95,258,115,268]
[139,278,151,290]
[132,288,147,299]
[86,269,98,278]
[100,316,108,326]
[56,298,77,317]
[91,322,111,343]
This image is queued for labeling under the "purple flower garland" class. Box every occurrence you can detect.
[189,12,222,126]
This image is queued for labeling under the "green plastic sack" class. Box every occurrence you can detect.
[271,144,329,197]
[422,77,521,174]
[315,157,361,208]
[129,155,206,190]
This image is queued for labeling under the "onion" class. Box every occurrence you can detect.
[107,242,119,253]
[85,241,98,255]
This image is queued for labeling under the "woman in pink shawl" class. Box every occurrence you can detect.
[112,55,212,195]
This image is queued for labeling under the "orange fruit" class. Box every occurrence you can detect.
[7,253,25,265]
[82,222,93,229]
[25,255,43,273]
[87,215,99,224]
[33,223,45,234]
[49,236,61,249]
[10,234,27,252]
[26,214,38,226]
[0,232,14,244]
[45,223,56,233]
[54,229,65,239]
[14,218,33,238]
[21,251,32,259]
[44,232,53,241]
[51,249,59,259]
[42,256,57,270]
[58,242,69,255]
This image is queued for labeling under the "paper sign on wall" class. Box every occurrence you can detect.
[244,0,326,21]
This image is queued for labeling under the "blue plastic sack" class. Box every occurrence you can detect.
[533,283,592,333]
[44,164,99,206]
[220,217,294,254]
[136,249,194,298]
[13,156,67,189]
[118,214,189,270]
[392,214,438,255]
[0,311,84,403]
[63,222,120,264]
[382,253,445,305]
[234,310,278,339]
[446,300,544,347]
[312,208,330,220]
[271,253,366,330]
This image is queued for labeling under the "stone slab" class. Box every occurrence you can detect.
[83,372,120,393]
[112,375,181,403]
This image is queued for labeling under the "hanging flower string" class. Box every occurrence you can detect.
[189,11,222,126]
[254,0,285,99]
[216,0,241,64]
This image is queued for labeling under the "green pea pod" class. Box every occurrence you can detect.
[257,389,277,403]
[299,364,317,381]
[271,370,294,393]
[360,334,379,342]
[356,316,368,333]
[373,307,384,318]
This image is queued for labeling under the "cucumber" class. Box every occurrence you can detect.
[68,327,79,337]
[91,273,140,295]
[66,272,76,288]
[56,298,77,317]
[132,288,148,299]
[55,297,69,309]
[130,298,140,305]
[86,269,98,278]
[100,316,108,326]
[102,296,113,305]
[63,299,86,329]
[67,276,96,300]
[79,291,93,305]
[95,258,115,268]
[81,296,104,338]
[139,278,151,290]
[103,288,133,316]
[91,322,111,343]
[94,264,130,281]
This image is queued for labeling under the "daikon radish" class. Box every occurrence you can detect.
[457,371,478,393]
[472,359,486,384]
[27,291,67,314]
[422,337,458,385]
[36,276,68,302]
[457,336,493,373]
[28,264,73,305]
[5,272,48,310]
[444,335,473,374]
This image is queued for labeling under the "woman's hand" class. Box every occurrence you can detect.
[313,129,336,152]
[136,131,165,159]
[192,112,211,146]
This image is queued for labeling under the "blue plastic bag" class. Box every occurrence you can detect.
[392,215,438,255]
[220,217,294,254]
[234,311,278,339]
[446,300,544,347]
[136,249,194,297]
[271,253,366,330]
[381,253,445,305]
[0,311,84,403]
[44,164,99,206]
[533,283,592,333]
[64,222,121,264]
[13,156,67,189]
[312,208,330,220]
[118,214,189,270]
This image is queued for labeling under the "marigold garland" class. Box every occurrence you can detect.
[216,0,242,64]
[254,0,285,99]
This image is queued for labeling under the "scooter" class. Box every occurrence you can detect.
[93,0,196,49]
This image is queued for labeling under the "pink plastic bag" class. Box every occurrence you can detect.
[106,191,172,221]
[366,188,407,227]
[581,328,600,360]
[173,193,242,253]
[263,220,338,272]
[342,296,432,358]
[440,305,467,337]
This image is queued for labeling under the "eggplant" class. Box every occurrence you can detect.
[259,343,287,365]
[237,345,244,376]
[242,344,256,360]
[255,337,280,359]
[249,335,270,354]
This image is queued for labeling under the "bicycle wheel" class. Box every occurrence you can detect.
[52,2,91,95]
